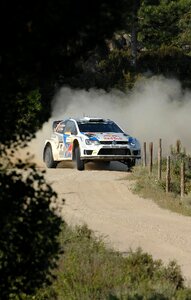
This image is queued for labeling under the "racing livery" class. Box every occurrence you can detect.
[43,117,141,170]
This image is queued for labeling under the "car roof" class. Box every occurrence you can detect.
[70,117,111,123]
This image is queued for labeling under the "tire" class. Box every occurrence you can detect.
[44,145,58,168]
[100,161,110,168]
[126,159,135,170]
[131,159,136,167]
[74,146,84,171]
[103,161,110,166]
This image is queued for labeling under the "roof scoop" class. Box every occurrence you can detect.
[82,117,105,122]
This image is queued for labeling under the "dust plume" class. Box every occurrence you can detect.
[28,75,191,164]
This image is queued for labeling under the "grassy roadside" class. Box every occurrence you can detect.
[127,155,191,217]
[9,149,191,300]
[34,224,191,300]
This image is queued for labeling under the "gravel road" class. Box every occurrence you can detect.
[44,161,191,285]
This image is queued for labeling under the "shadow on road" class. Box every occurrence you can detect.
[57,161,131,172]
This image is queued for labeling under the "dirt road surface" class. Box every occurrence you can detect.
[44,162,191,285]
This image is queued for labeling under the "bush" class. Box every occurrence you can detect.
[40,225,189,300]
[0,156,64,299]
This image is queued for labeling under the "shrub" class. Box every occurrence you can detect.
[0,156,64,299]
[41,225,189,300]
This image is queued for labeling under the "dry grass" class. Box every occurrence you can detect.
[127,164,191,217]
[39,224,190,300]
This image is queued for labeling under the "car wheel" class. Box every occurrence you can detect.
[131,159,136,167]
[126,159,135,170]
[103,161,110,166]
[75,146,84,171]
[44,145,58,168]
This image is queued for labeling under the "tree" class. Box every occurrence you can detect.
[177,9,191,53]
[0,0,129,147]
[0,1,136,298]
[104,0,191,89]
[0,159,64,299]
[138,0,191,50]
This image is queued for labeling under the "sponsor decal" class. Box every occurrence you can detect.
[82,132,97,137]
[82,132,99,142]
[103,134,121,141]
[82,132,126,142]
[61,134,73,158]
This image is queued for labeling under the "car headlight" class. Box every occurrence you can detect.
[85,139,100,145]
[128,137,140,148]
[133,140,141,150]
[128,137,136,147]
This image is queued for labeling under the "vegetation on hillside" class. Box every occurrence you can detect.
[15,225,191,300]
[1,0,191,146]
[1,0,191,298]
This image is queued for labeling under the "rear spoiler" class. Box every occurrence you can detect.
[52,120,62,132]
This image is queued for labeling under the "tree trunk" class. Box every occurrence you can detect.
[131,0,140,68]
[131,23,137,67]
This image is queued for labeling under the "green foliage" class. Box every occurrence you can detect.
[33,225,190,300]
[0,87,44,149]
[0,0,131,147]
[1,2,191,298]
[0,156,64,299]
[138,46,191,88]
[98,50,132,90]
[92,0,191,91]
[138,0,191,49]
[15,89,42,142]
[87,44,191,92]
[98,49,145,90]
[1,0,191,145]
[170,156,191,196]
[16,89,42,125]
[128,141,191,216]
[177,10,191,54]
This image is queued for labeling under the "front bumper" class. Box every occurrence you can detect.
[80,144,141,161]
[81,155,141,161]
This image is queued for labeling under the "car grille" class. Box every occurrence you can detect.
[98,148,131,155]
[100,141,128,145]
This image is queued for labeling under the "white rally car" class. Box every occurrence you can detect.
[43,117,141,170]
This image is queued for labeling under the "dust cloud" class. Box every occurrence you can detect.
[28,75,191,163]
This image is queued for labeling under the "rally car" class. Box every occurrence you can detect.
[43,117,141,170]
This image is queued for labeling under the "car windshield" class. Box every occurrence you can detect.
[77,121,123,133]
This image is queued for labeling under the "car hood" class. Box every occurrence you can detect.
[81,132,133,142]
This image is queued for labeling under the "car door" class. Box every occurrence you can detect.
[62,120,77,159]
[53,121,67,158]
